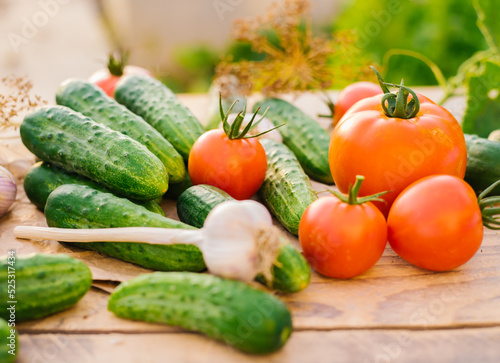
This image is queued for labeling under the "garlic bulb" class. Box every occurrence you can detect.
[14,200,283,282]
[0,166,17,218]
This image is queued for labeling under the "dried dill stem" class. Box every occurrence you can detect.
[215,0,373,96]
[0,75,46,133]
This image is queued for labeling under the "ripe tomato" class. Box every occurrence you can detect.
[387,175,483,271]
[89,53,151,97]
[333,81,382,126]
[298,176,387,279]
[188,129,267,200]
[329,74,467,217]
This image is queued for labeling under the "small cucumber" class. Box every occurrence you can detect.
[0,318,17,363]
[20,105,168,201]
[177,185,233,228]
[45,184,206,272]
[0,253,92,322]
[24,161,164,215]
[56,79,185,184]
[253,98,333,184]
[115,75,205,161]
[259,139,317,235]
[108,272,292,354]
[464,134,500,195]
[176,184,311,293]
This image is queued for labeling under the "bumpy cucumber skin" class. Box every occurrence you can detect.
[108,272,292,354]
[45,184,206,272]
[464,134,500,195]
[259,139,318,235]
[0,318,16,363]
[0,254,92,322]
[24,161,164,215]
[253,98,333,184]
[177,185,233,228]
[175,183,310,293]
[114,75,205,161]
[56,79,185,184]
[20,105,168,201]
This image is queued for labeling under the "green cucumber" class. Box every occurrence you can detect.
[114,75,205,161]
[464,134,500,195]
[253,98,333,184]
[0,253,92,322]
[176,184,310,293]
[108,272,292,354]
[164,170,193,200]
[20,105,168,200]
[24,161,164,215]
[259,139,317,235]
[56,79,185,184]
[45,184,206,272]
[0,318,17,363]
[177,185,233,228]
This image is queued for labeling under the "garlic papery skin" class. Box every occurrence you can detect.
[13,200,284,283]
[221,114,283,143]
[0,166,17,218]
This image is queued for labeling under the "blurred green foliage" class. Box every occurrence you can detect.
[332,0,488,85]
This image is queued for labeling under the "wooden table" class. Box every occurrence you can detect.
[2,91,499,363]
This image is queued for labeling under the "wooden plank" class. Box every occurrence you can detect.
[17,327,500,363]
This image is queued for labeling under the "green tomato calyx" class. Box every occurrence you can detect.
[219,94,285,140]
[107,50,129,77]
[371,66,420,119]
[478,179,500,230]
[331,175,388,205]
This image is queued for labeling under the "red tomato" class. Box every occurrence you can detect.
[329,91,467,217]
[90,65,151,97]
[298,180,387,279]
[188,129,267,200]
[333,82,382,126]
[387,175,483,271]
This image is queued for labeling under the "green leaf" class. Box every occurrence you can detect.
[473,0,500,53]
[462,61,500,137]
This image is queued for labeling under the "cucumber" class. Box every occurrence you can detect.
[176,184,310,293]
[464,134,500,195]
[114,75,205,161]
[259,139,317,235]
[0,253,92,322]
[164,170,193,200]
[0,318,16,363]
[108,272,292,354]
[45,184,206,272]
[177,185,233,228]
[24,161,165,216]
[20,105,168,201]
[56,79,186,184]
[253,98,333,184]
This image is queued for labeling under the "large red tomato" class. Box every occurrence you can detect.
[329,74,467,217]
[387,175,483,271]
[333,81,382,126]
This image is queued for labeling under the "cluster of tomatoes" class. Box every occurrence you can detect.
[90,57,487,280]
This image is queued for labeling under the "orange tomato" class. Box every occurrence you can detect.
[329,92,467,217]
[387,175,483,271]
[188,129,267,200]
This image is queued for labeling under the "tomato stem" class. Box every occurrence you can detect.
[219,93,285,140]
[331,175,388,205]
[371,66,420,119]
[107,50,130,77]
[478,179,500,230]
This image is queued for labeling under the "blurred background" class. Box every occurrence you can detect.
[0,0,487,99]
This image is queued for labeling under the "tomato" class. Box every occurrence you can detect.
[387,175,483,271]
[329,72,467,217]
[89,53,151,97]
[188,129,267,200]
[333,81,382,126]
[298,176,387,279]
